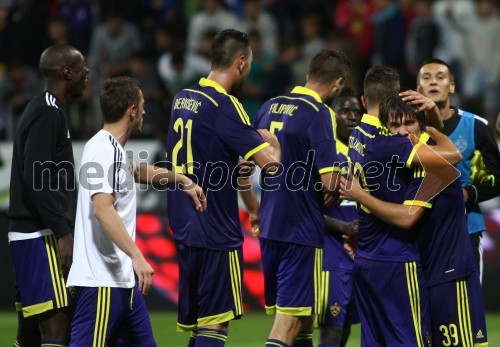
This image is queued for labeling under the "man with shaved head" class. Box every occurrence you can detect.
[8,44,89,347]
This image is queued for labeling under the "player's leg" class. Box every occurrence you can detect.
[194,246,244,346]
[13,286,41,347]
[9,233,74,346]
[469,232,483,283]
[115,283,156,347]
[262,239,317,346]
[175,242,200,346]
[70,286,131,346]
[353,257,431,347]
[428,272,488,347]
[318,270,358,347]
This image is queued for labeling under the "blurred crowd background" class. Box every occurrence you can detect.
[0,0,499,142]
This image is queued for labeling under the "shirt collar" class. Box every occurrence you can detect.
[199,77,227,94]
[290,86,322,103]
[361,113,381,128]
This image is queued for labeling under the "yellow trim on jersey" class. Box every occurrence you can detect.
[405,262,424,347]
[457,279,474,347]
[419,132,431,144]
[273,95,319,112]
[265,305,276,315]
[276,305,312,316]
[197,310,235,327]
[229,250,243,316]
[318,166,341,175]
[291,86,322,103]
[93,287,111,347]
[356,126,376,139]
[198,77,227,94]
[184,88,219,106]
[361,114,381,128]
[244,142,270,161]
[403,200,432,209]
[176,322,197,332]
[197,330,228,342]
[406,143,422,168]
[22,300,54,317]
[44,235,69,310]
[474,343,489,347]
[229,95,251,125]
[336,139,348,157]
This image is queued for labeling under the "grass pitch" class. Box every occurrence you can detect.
[0,311,498,346]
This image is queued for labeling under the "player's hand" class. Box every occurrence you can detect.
[132,255,154,295]
[249,211,260,237]
[58,233,74,274]
[342,232,359,260]
[399,89,436,112]
[323,189,341,208]
[181,179,207,212]
[237,160,256,178]
[339,174,365,202]
[342,220,359,236]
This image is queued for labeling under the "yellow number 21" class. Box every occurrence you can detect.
[171,118,194,174]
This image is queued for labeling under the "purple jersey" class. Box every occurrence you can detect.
[166,78,268,251]
[254,86,341,247]
[324,140,357,271]
[347,114,420,262]
[406,134,476,287]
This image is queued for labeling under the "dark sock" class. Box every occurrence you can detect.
[293,331,313,347]
[195,328,227,346]
[266,339,291,347]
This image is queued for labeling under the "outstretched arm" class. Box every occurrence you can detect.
[412,127,462,166]
[339,175,425,230]
[134,163,207,212]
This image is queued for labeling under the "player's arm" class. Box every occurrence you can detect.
[238,175,260,235]
[134,163,207,211]
[339,175,425,230]
[324,215,358,236]
[400,90,444,129]
[92,192,154,295]
[411,126,462,166]
[464,120,500,203]
[249,129,281,173]
[24,108,74,271]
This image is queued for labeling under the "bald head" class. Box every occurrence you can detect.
[39,44,84,79]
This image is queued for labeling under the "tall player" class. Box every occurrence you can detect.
[346,66,462,347]
[340,94,489,347]
[165,29,281,347]
[254,49,351,347]
[416,58,500,282]
[317,87,362,347]
[8,44,89,347]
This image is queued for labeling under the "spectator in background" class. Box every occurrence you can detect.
[371,0,406,70]
[240,30,275,122]
[460,0,500,128]
[241,0,278,58]
[88,9,142,133]
[1,0,50,67]
[128,51,168,139]
[405,0,441,78]
[157,42,211,100]
[264,38,300,99]
[53,0,94,55]
[0,61,42,140]
[186,0,240,53]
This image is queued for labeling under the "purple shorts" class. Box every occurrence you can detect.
[70,283,156,347]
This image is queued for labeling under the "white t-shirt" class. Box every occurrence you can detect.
[67,130,136,288]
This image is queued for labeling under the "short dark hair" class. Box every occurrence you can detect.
[308,49,351,85]
[331,87,358,108]
[363,66,400,109]
[100,76,141,124]
[379,94,426,131]
[417,58,454,82]
[211,29,251,70]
